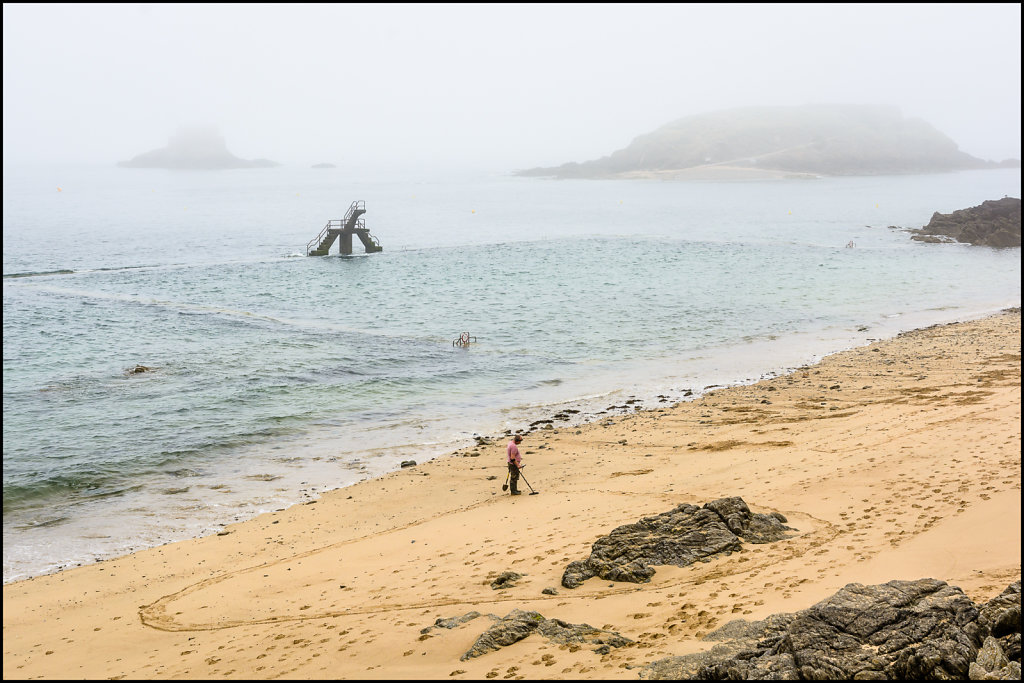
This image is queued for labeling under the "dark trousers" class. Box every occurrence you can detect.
[508,462,520,493]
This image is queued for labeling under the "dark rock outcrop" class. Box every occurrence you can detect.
[906,197,1021,247]
[561,496,793,589]
[421,611,487,633]
[977,581,1022,667]
[970,636,1021,680]
[640,614,796,680]
[490,571,522,589]
[118,126,279,170]
[460,609,632,660]
[639,578,1022,680]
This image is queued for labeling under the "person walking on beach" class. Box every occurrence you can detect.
[507,434,523,496]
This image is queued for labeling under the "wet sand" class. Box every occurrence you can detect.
[3,308,1020,680]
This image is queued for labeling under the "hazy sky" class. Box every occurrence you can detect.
[3,3,1021,170]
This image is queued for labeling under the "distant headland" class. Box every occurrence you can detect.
[517,104,1020,180]
[118,126,279,170]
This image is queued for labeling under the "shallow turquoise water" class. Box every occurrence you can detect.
[3,164,1020,582]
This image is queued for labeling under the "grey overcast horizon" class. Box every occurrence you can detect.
[3,3,1020,171]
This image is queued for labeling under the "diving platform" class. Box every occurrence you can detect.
[306,200,383,256]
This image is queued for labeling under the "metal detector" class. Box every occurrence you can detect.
[516,464,540,495]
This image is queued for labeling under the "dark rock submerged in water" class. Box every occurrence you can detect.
[561,496,792,588]
[459,608,632,660]
[907,197,1021,247]
[640,578,1022,680]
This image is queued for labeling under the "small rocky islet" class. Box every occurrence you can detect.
[118,126,278,170]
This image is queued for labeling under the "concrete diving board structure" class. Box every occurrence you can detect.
[306,200,383,256]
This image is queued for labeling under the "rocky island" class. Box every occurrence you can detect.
[518,104,1018,180]
[899,197,1022,247]
[118,126,279,170]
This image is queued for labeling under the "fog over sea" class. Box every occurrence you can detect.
[3,164,1020,583]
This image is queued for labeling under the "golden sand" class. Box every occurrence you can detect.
[3,309,1020,680]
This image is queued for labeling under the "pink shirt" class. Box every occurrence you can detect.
[507,440,521,466]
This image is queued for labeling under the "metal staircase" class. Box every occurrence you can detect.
[306,201,382,255]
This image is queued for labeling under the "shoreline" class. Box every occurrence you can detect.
[615,165,820,181]
[3,299,1019,585]
[3,307,1019,679]
[4,300,1017,586]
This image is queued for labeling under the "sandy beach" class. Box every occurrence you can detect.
[3,308,1020,680]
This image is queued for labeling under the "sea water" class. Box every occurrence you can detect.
[3,163,1020,583]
